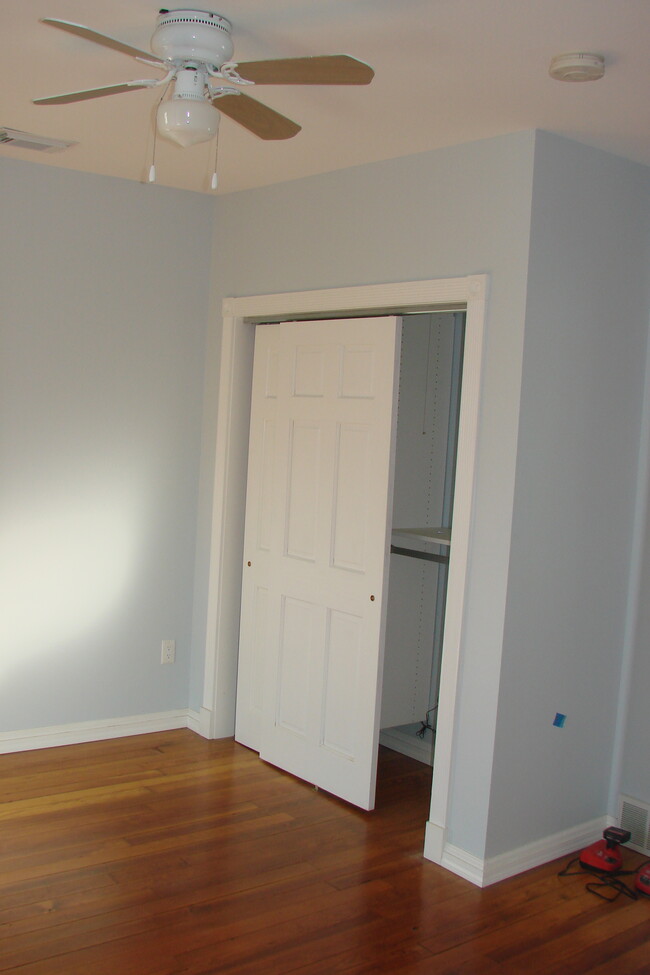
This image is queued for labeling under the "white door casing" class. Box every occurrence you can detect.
[201,276,487,863]
[236,317,401,809]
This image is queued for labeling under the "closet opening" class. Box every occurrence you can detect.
[380,311,465,769]
[233,309,466,808]
[202,276,487,860]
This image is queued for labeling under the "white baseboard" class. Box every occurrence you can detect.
[441,842,486,886]
[481,815,613,886]
[186,709,202,735]
[379,726,434,765]
[423,820,446,864]
[424,814,613,888]
[199,706,213,739]
[0,708,202,754]
[196,705,238,740]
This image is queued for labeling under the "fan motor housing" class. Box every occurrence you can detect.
[152,9,234,66]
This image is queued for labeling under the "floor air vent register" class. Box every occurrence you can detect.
[619,794,650,856]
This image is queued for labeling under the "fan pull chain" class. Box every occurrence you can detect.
[148,113,160,184]
[148,80,173,185]
[148,108,162,184]
[210,123,220,191]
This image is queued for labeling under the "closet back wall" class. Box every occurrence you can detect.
[381,313,456,732]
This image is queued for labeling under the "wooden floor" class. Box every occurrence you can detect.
[0,730,648,974]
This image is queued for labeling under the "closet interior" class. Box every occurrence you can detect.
[379,311,465,766]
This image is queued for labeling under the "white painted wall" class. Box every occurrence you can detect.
[0,157,214,731]
[486,132,650,856]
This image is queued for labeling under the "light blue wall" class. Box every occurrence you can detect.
[199,130,650,861]
[621,397,650,805]
[0,157,214,730]
[486,133,650,856]
[5,128,649,871]
[198,131,538,857]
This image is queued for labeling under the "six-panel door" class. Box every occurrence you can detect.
[235,317,401,810]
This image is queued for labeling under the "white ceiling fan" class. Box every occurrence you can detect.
[33,8,375,150]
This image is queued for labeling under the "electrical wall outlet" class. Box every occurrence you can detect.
[161,639,176,664]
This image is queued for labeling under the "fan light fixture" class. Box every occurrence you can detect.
[33,10,375,187]
[157,98,220,147]
[156,66,220,147]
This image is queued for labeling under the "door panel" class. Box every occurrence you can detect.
[276,594,318,736]
[322,607,363,758]
[285,420,322,561]
[332,423,371,571]
[235,316,400,809]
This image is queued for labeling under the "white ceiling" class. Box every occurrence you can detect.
[4,0,650,194]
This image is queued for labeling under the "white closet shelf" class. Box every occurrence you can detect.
[391,527,451,547]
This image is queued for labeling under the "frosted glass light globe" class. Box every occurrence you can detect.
[157,98,220,148]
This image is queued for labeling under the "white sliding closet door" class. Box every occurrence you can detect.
[235,316,401,810]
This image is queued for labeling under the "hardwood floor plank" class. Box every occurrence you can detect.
[584,930,650,975]
[0,730,645,975]
[494,901,650,973]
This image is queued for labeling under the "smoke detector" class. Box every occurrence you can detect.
[549,52,605,82]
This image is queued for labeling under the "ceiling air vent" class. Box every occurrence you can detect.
[0,127,77,153]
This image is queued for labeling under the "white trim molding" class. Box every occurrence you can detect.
[428,815,613,888]
[201,275,489,864]
[0,709,201,754]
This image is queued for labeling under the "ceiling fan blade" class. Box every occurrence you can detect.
[235,55,374,85]
[215,93,301,140]
[34,82,154,105]
[41,18,165,66]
